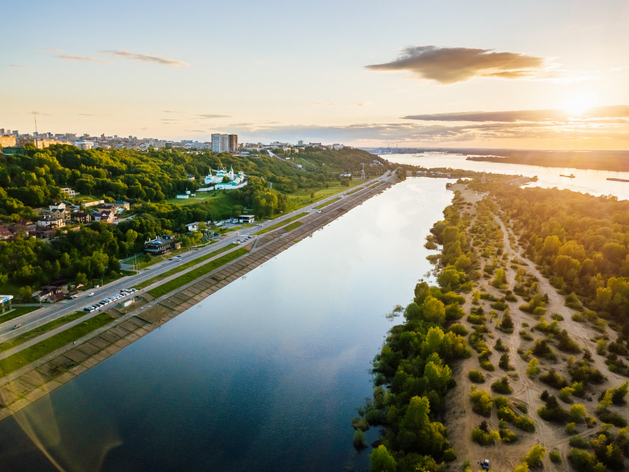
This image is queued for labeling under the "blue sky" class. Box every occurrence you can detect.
[2,0,629,149]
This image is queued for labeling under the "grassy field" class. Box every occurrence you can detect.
[0,313,115,376]
[165,190,234,213]
[0,306,40,326]
[254,213,308,235]
[135,244,238,290]
[283,221,303,232]
[147,248,249,298]
[345,186,365,196]
[0,311,89,355]
[314,197,341,210]
[286,180,364,210]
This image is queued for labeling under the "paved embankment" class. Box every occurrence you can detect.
[0,176,396,420]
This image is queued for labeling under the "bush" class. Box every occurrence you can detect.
[540,368,569,389]
[570,363,605,386]
[557,330,581,353]
[353,429,367,449]
[566,422,577,434]
[449,323,469,336]
[471,427,501,445]
[568,448,603,472]
[598,411,627,428]
[523,445,546,468]
[491,301,508,311]
[538,395,571,423]
[532,339,557,360]
[569,436,590,449]
[500,428,518,443]
[468,370,486,383]
[480,360,495,371]
[352,417,369,431]
[520,330,533,341]
[443,448,457,462]
[499,352,512,370]
[470,386,493,416]
[549,450,561,463]
[527,358,540,378]
[570,404,588,423]
[495,338,507,351]
[491,376,513,394]
[500,313,514,332]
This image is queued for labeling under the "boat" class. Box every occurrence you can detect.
[607,178,629,183]
[560,174,575,178]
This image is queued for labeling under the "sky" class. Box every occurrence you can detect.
[2,0,629,150]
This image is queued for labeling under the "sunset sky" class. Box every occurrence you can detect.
[2,0,629,149]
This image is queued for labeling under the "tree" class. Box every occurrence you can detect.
[527,358,540,378]
[17,285,33,302]
[523,445,546,467]
[76,272,88,286]
[421,296,446,325]
[370,445,397,472]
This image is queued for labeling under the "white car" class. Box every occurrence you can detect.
[88,292,95,297]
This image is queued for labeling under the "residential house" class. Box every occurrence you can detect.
[49,202,66,211]
[237,215,255,224]
[94,210,115,223]
[50,209,71,222]
[37,214,66,228]
[72,211,92,224]
[61,188,78,198]
[0,226,13,241]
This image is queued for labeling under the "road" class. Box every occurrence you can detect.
[0,173,391,343]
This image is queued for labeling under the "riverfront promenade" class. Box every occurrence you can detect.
[0,172,398,420]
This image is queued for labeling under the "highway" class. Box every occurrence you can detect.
[0,173,391,343]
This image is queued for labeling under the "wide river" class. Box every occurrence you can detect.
[0,178,455,472]
[383,152,629,200]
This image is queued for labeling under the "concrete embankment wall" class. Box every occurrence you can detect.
[0,178,395,420]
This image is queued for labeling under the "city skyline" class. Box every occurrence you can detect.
[2,0,629,150]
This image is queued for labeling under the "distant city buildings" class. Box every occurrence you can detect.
[211,134,238,153]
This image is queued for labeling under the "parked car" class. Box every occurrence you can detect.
[70,294,78,299]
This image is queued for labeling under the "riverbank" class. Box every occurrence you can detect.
[0,175,397,421]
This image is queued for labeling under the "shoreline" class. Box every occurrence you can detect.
[0,175,398,421]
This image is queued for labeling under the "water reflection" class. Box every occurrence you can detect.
[384,153,629,200]
[0,178,454,472]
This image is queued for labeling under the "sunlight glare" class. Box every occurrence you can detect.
[563,93,598,116]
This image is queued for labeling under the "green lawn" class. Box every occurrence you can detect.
[283,221,303,232]
[254,213,308,235]
[314,197,341,210]
[135,244,238,290]
[345,186,364,196]
[286,180,364,210]
[0,311,88,355]
[0,313,115,376]
[0,306,40,325]
[147,248,249,298]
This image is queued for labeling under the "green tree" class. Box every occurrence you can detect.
[370,445,397,472]
[421,296,446,325]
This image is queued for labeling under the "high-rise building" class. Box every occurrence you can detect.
[228,135,238,153]
[211,133,238,153]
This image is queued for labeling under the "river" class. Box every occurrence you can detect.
[382,152,629,201]
[0,178,455,472]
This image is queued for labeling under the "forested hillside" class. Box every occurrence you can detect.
[0,144,384,296]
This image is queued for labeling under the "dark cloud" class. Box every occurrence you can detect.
[366,46,545,84]
[403,105,629,122]
[100,50,188,67]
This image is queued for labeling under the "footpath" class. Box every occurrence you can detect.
[0,175,396,420]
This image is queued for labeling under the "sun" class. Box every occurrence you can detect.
[563,93,598,116]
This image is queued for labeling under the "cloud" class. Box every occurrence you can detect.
[55,54,108,63]
[164,110,182,114]
[8,64,26,67]
[100,49,188,67]
[311,102,335,106]
[403,105,629,123]
[79,113,110,117]
[197,114,231,119]
[366,45,547,84]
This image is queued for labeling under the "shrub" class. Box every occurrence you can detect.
[480,360,495,371]
[549,450,561,463]
[443,448,457,462]
[540,369,569,389]
[598,411,627,428]
[495,338,507,351]
[491,301,508,311]
[533,339,557,360]
[569,436,590,449]
[470,386,493,416]
[570,404,588,423]
[491,376,513,394]
[352,417,369,431]
[559,386,575,403]
[499,352,512,370]
[538,395,571,423]
[557,330,581,353]
[449,323,469,336]
[572,312,585,322]
[500,428,518,443]
[523,445,546,468]
[471,427,501,445]
[527,358,540,378]
[596,339,608,356]
[566,422,577,434]
[468,370,486,383]
[570,363,605,386]
[500,313,514,332]
[568,448,602,472]
[353,430,367,449]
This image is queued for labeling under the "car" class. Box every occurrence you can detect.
[88,292,95,297]
[70,294,78,299]
[84,306,94,312]
[131,288,137,292]
[13,324,22,330]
